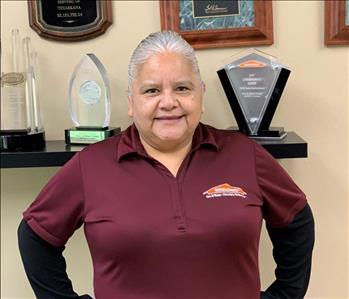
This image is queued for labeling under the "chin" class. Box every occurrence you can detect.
[158,134,184,141]
[156,128,187,139]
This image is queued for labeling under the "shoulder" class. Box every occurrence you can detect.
[77,130,124,163]
[201,123,256,151]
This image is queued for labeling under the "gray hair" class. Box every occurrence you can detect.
[128,31,202,96]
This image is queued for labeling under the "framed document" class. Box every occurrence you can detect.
[160,0,273,49]
[27,0,112,41]
[325,0,349,45]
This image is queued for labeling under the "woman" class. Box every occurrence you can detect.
[18,31,314,299]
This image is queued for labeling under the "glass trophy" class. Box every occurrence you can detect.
[217,48,290,140]
[65,53,120,145]
[0,29,45,151]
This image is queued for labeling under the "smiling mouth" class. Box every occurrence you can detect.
[154,115,184,120]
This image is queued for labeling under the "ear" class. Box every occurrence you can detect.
[201,82,206,113]
[127,95,133,117]
[201,82,206,94]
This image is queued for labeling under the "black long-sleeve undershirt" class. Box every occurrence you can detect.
[18,204,314,299]
[17,219,93,299]
[261,203,315,299]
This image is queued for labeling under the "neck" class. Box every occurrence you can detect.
[140,136,193,177]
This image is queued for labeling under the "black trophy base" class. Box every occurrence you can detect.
[65,127,121,145]
[0,130,46,151]
[228,127,287,140]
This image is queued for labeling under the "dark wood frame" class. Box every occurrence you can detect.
[27,0,112,42]
[325,0,349,45]
[160,0,273,49]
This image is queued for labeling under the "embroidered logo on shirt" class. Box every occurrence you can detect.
[203,183,247,199]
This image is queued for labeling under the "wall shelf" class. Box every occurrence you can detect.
[0,132,307,168]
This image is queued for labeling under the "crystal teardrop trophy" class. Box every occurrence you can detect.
[65,54,120,145]
[0,29,45,151]
[217,48,290,140]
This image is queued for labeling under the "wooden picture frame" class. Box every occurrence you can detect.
[325,0,349,45]
[27,0,112,42]
[160,0,273,49]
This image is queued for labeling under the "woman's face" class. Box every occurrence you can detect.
[128,52,205,151]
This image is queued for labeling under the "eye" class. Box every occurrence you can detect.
[176,86,190,92]
[144,88,160,95]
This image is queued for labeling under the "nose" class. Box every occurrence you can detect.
[158,90,178,110]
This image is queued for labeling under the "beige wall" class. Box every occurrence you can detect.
[1,1,348,298]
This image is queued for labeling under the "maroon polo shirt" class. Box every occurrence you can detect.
[23,123,307,299]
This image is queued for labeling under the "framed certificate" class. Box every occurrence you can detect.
[27,0,112,41]
[160,0,273,49]
[325,0,349,45]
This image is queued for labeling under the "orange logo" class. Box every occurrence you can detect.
[239,60,266,68]
[203,183,247,199]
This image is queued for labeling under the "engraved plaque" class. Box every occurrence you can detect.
[27,0,112,41]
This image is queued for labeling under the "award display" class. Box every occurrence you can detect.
[1,29,45,151]
[27,0,112,41]
[65,54,120,145]
[217,49,290,140]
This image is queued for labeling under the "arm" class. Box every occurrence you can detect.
[261,204,315,299]
[18,219,93,299]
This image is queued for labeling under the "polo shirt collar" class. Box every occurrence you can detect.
[117,122,219,162]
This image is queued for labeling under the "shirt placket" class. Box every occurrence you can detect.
[168,179,187,232]
[152,159,188,233]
